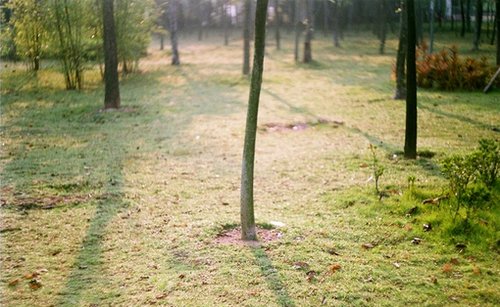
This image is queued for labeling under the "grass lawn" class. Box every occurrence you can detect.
[1,30,499,306]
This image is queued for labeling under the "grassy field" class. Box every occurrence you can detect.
[1,29,499,306]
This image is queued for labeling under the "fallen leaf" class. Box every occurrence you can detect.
[306,270,317,282]
[473,266,481,275]
[359,163,369,168]
[155,293,167,299]
[29,279,42,290]
[393,262,401,268]
[270,221,285,228]
[292,261,309,270]
[442,263,453,274]
[403,224,413,231]
[430,276,438,284]
[329,263,341,273]
[455,243,467,251]
[326,248,341,256]
[406,206,419,215]
[361,243,374,250]
[450,258,459,265]
[24,272,39,280]
[423,223,432,232]
[8,279,20,287]
[178,274,185,279]
[321,296,327,305]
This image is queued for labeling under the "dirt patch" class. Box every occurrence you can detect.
[214,227,283,245]
[261,118,344,132]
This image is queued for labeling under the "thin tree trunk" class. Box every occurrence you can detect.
[430,0,435,53]
[323,0,329,36]
[160,34,164,50]
[333,0,341,47]
[379,0,388,54]
[103,0,120,109]
[224,0,229,46]
[473,0,483,50]
[466,0,472,32]
[303,0,313,63]
[395,0,407,100]
[405,0,417,159]
[461,0,466,36]
[241,0,269,241]
[416,0,424,45]
[243,0,251,75]
[294,0,300,62]
[275,0,281,50]
[493,0,500,66]
[169,0,180,65]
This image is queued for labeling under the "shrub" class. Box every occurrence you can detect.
[416,45,498,91]
[441,139,499,221]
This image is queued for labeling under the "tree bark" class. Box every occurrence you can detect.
[473,0,483,50]
[430,0,435,53]
[275,0,281,50]
[405,0,417,159]
[169,0,180,65]
[294,0,301,62]
[461,0,466,36]
[303,0,313,63]
[395,0,407,100]
[103,0,120,109]
[243,0,251,75]
[493,0,500,66]
[241,0,269,241]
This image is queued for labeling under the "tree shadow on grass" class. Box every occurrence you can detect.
[418,102,499,131]
[250,246,296,307]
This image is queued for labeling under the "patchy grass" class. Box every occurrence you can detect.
[1,30,499,306]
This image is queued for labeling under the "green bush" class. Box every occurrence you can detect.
[441,139,499,221]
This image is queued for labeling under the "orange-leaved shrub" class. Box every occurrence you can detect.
[416,44,498,90]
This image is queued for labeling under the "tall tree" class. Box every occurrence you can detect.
[294,0,301,62]
[430,0,435,53]
[103,0,120,109]
[275,0,281,50]
[303,0,313,63]
[243,0,251,75]
[497,0,500,65]
[461,0,466,36]
[169,0,180,65]
[241,0,269,241]
[405,0,417,159]
[473,0,483,50]
[395,0,407,100]
[378,0,388,54]
[333,0,341,47]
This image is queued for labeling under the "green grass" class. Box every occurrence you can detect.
[1,30,499,306]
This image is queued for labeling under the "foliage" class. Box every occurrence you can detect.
[416,45,499,90]
[441,139,499,221]
[115,0,155,74]
[8,0,48,70]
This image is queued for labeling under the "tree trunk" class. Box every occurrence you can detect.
[416,0,424,45]
[103,0,120,109]
[303,0,313,63]
[294,0,301,62]
[241,0,269,241]
[243,0,251,75]
[323,0,329,36]
[169,0,180,65]
[275,0,281,50]
[430,0,435,53]
[379,0,388,54]
[160,34,164,50]
[224,0,230,46]
[473,0,483,50]
[466,0,472,32]
[460,0,466,36]
[333,0,341,47]
[405,0,417,159]
[497,0,500,64]
[395,0,407,100]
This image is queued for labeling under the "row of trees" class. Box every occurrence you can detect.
[1,0,154,89]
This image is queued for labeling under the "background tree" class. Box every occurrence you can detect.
[497,0,500,64]
[303,0,313,63]
[103,0,120,109]
[243,0,251,75]
[241,0,269,241]
[473,0,483,50]
[294,0,302,62]
[378,0,388,54]
[394,0,407,100]
[275,0,281,50]
[9,0,46,71]
[332,0,341,48]
[430,0,435,53]
[169,0,180,65]
[461,0,466,36]
[405,0,417,159]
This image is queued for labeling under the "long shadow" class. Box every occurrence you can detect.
[262,88,320,119]
[250,246,295,307]
[418,102,499,131]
